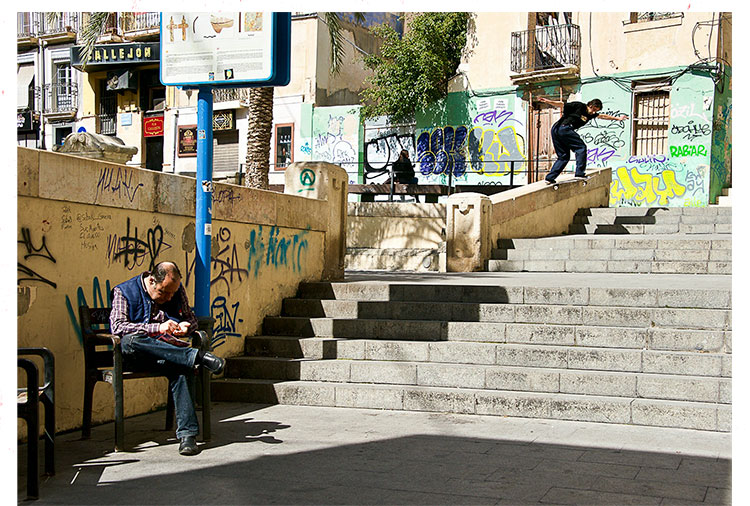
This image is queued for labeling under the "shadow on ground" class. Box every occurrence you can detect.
[18,403,730,505]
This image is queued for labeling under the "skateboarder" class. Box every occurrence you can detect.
[538,97,628,184]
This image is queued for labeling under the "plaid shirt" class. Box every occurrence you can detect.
[109,274,198,336]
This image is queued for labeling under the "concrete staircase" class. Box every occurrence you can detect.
[212,277,731,432]
[488,207,732,274]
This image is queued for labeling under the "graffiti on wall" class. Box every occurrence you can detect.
[364,132,415,180]
[64,276,113,345]
[416,124,526,182]
[95,166,144,204]
[211,295,242,349]
[314,114,357,169]
[211,226,249,296]
[106,217,172,271]
[18,227,57,288]
[247,225,310,278]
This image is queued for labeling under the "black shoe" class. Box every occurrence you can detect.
[179,435,200,456]
[545,179,555,185]
[201,352,225,375]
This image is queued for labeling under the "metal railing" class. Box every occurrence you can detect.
[511,23,580,73]
[17,12,41,38]
[18,12,80,38]
[98,114,117,135]
[214,88,250,103]
[40,12,79,35]
[119,12,160,33]
[41,83,78,114]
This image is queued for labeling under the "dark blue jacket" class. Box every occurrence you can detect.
[114,273,184,325]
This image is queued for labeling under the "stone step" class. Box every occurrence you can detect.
[487,258,731,275]
[489,235,732,274]
[579,207,732,217]
[568,223,731,235]
[573,213,731,225]
[281,293,732,321]
[345,247,442,272]
[495,235,732,251]
[263,304,731,337]
[211,379,730,432]
[223,356,730,404]
[296,281,732,307]
[236,340,731,377]
[247,323,731,357]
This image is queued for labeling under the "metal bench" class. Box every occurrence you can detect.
[78,305,212,451]
[18,347,55,500]
[348,183,449,203]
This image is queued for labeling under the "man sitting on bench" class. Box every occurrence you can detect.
[109,261,225,456]
[387,150,419,202]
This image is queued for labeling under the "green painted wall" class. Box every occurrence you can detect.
[410,67,728,207]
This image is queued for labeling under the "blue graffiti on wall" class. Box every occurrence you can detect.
[247,226,310,277]
[65,276,113,345]
[211,295,242,349]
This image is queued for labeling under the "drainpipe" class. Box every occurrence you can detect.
[38,36,46,150]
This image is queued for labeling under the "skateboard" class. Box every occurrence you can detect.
[551,176,591,190]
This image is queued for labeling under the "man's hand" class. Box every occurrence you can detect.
[172,321,191,337]
[159,320,180,335]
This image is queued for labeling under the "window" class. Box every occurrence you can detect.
[52,61,74,111]
[274,123,293,170]
[629,13,679,23]
[632,83,670,156]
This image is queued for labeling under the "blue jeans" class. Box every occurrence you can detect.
[120,333,200,439]
[546,123,588,182]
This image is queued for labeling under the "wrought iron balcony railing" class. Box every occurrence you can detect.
[18,12,79,39]
[18,12,41,38]
[40,12,79,35]
[119,12,160,34]
[40,83,78,114]
[214,88,251,103]
[511,23,581,74]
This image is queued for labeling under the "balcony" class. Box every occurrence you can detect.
[18,12,79,46]
[17,13,41,48]
[119,12,160,40]
[213,88,252,104]
[511,23,580,83]
[40,83,78,117]
[39,12,79,43]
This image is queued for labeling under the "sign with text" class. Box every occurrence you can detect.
[143,115,165,137]
[160,12,290,87]
[178,125,198,156]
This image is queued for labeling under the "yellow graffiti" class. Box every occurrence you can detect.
[468,125,526,178]
[610,166,687,206]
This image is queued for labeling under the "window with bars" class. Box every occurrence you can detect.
[632,86,670,156]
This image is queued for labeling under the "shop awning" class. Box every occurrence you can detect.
[17,64,35,109]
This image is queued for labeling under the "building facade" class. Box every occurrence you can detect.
[414,12,732,207]
[18,12,731,206]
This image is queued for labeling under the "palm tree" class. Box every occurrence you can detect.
[243,12,364,190]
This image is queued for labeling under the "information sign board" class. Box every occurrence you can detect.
[160,12,290,87]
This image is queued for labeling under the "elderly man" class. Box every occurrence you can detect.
[109,261,224,456]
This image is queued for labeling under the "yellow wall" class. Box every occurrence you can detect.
[18,148,335,437]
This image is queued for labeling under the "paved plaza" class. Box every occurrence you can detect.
[18,401,731,504]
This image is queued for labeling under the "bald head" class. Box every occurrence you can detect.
[147,262,182,303]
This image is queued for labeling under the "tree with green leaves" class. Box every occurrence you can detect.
[360,12,471,124]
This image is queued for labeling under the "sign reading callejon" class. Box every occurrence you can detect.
[71,42,160,68]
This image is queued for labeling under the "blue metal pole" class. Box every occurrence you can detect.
[195,86,213,318]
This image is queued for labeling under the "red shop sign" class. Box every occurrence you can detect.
[143,115,164,137]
